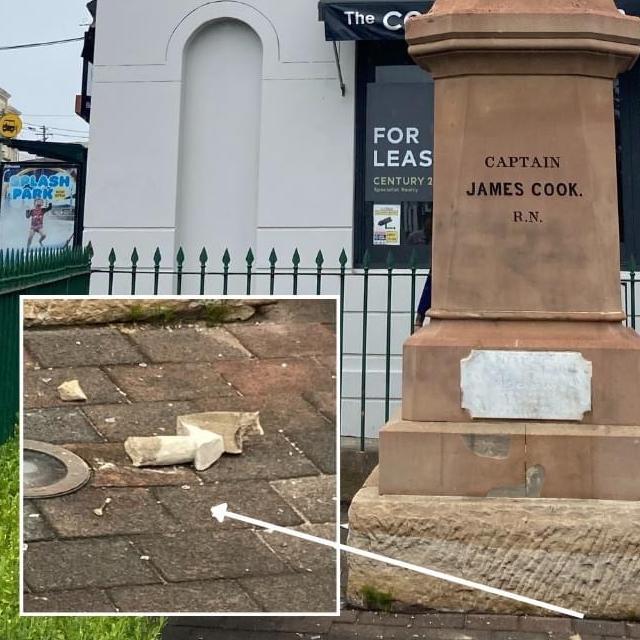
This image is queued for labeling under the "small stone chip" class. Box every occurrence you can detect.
[92,497,112,517]
[57,379,88,402]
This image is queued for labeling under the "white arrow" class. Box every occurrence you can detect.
[211,503,584,619]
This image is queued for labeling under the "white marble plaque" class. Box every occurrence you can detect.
[460,350,592,421]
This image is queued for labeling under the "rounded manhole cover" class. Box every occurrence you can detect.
[24,440,91,499]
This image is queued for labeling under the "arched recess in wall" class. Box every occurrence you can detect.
[175,18,263,278]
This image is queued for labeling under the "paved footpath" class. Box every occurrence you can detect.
[22,300,338,614]
[163,609,638,639]
[164,510,637,639]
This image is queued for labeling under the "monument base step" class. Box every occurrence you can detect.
[379,416,640,500]
[347,474,640,618]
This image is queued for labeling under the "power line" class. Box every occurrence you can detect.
[25,125,49,142]
[19,114,82,118]
[47,132,89,139]
[24,121,88,134]
[24,125,88,141]
[0,37,83,51]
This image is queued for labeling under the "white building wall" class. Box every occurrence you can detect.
[84,0,412,439]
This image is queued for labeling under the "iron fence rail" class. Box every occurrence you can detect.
[0,246,92,443]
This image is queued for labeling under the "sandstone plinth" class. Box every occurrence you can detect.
[347,477,640,619]
[379,415,640,499]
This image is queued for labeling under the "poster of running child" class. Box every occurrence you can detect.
[0,163,79,251]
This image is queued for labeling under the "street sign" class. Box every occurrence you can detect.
[0,113,23,139]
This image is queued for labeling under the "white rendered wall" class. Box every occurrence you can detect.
[83,0,404,438]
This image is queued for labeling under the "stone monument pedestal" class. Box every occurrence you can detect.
[347,0,640,619]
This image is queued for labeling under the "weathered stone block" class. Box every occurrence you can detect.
[24,408,102,444]
[347,480,640,619]
[104,362,237,403]
[238,571,337,613]
[23,299,269,327]
[24,367,125,409]
[25,327,144,367]
[379,417,640,500]
[226,322,336,358]
[271,475,337,523]
[24,537,160,592]
[129,326,251,363]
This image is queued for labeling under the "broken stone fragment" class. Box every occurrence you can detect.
[179,423,227,470]
[57,380,87,402]
[176,412,263,454]
[124,427,224,471]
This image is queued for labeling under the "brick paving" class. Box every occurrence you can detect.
[162,609,634,639]
[22,299,337,614]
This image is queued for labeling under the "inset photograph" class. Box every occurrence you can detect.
[21,296,338,615]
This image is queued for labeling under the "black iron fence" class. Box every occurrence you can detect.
[0,247,92,443]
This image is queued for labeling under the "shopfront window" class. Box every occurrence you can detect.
[354,42,434,268]
[351,5,640,270]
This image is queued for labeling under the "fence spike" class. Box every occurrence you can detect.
[362,249,371,269]
[386,250,395,269]
[245,248,254,266]
[269,248,278,266]
[630,254,637,273]
[222,249,231,266]
[339,249,348,267]
[199,247,208,265]
[176,247,185,265]
[315,250,324,267]
[108,248,116,266]
[86,242,94,260]
[153,247,162,265]
[292,248,300,266]
[131,247,139,266]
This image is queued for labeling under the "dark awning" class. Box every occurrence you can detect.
[319,0,640,41]
[319,1,431,41]
[2,139,87,165]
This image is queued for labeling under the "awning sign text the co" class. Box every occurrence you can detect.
[318,1,431,41]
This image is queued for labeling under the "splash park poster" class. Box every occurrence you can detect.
[0,163,79,251]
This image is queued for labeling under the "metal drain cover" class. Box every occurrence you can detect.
[24,440,91,499]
